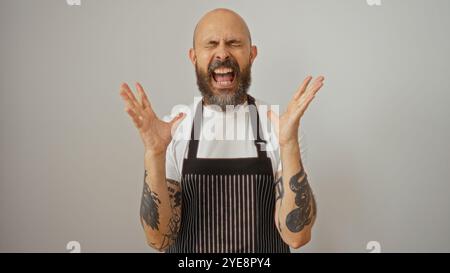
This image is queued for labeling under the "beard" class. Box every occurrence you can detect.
[195,58,252,111]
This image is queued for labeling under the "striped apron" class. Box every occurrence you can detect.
[166,95,290,253]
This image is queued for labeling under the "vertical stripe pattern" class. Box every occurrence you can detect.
[166,173,290,253]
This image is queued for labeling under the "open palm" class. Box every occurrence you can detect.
[268,76,325,146]
[120,82,185,155]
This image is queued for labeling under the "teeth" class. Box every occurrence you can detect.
[214,67,233,74]
[216,80,232,86]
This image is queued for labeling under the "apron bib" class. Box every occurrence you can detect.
[166,95,290,253]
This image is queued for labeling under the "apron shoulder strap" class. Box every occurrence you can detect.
[187,96,269,159]
[187,99,202,159]
[247,95,268,159]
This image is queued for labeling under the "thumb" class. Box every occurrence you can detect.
[267,110,279,127]
[169,112,186,133]
[267,110,280,137]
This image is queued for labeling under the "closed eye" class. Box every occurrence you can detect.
[228,40,242,47]
[205,41,219,48]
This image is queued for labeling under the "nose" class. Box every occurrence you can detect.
[214,44,231,61]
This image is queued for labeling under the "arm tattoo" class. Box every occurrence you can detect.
[159,179,182,250]
[285,167,317,233]
[140,171,161,230]
[275,176,285,233]
[140,170,182,251]
[275,176,284,202]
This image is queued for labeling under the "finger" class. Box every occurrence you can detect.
[136,82,154,115]
[123,83,139,105]
[307,79,324,97]
[293,76,313,100]
[290,76,325,120]
[134,83,144,109]
[121,83,142,114]
[120,89,137,112]
[267,109,279,126]
[135,82,146,108]
[267,109,280,136]
[311,76,325,93]
[303,93,317,110]
[125,106,141,121]
[125,107,142,128]
[296,93,316,117]
[297,78,324,107]
[169,112,186,134]
[294,82,322,117]
[306,76,324,93]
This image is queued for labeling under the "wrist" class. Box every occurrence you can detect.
[144,149,166,170]
[280,140,300,157]
[144,150,166,185]
[144,148,166,158]
[280,139,299,150]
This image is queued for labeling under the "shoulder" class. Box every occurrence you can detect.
[253,97,270,111]
[162,98,202,161]
[252,97,274,131]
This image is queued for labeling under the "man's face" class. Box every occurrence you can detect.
[190,11,257,110]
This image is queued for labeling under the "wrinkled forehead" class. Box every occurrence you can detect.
[199,27,249,43]
[193,12,251,46]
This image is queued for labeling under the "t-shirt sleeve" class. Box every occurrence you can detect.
[161,102,196,184]
[162,110,183,184]
[165,139,181,183]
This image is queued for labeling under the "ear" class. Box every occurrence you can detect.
[188,48,197,66]
[249,45,258,65]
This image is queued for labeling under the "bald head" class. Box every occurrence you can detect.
[193,8,252,48]
[189,8,258,110]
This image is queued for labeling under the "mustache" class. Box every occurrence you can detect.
[207,58,240,75]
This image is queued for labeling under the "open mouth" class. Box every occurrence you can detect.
[211,67,236,89]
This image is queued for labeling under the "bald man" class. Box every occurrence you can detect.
[120,8,325,253]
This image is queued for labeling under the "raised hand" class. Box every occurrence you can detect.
[268,76,325,147]
[120,82,185,155]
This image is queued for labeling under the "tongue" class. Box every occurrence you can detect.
[215,74,233,82]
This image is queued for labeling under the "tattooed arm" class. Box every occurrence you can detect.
[119,82,185,252]
[140,152,182,252]
[269,75,324,249]
[274,143,316,249]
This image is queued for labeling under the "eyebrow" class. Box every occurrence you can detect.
[202,38,243,44]
[227,39,242,44]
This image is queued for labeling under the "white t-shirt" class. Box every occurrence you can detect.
[163,97,306,183]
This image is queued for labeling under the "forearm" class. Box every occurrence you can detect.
[140,151,181,251]
[275,140,317,249]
